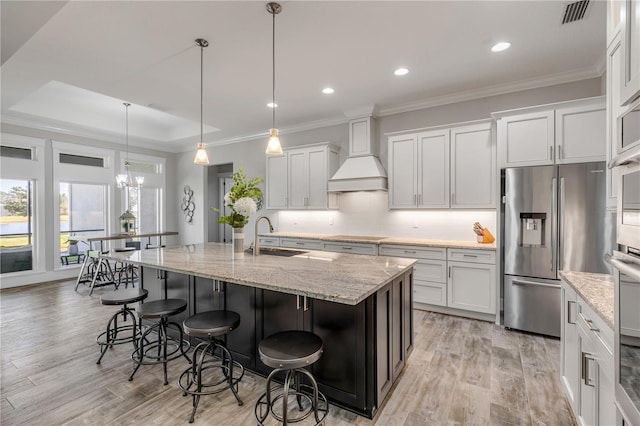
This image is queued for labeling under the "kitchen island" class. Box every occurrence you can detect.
[103,242,415,418]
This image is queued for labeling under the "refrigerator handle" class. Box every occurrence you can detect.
[559,177,565,271]
[550,177,556,271]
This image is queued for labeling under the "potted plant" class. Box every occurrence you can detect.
[216,168,263,257]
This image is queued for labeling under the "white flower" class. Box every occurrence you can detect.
[233,197,257,217]
[223,192,232,207]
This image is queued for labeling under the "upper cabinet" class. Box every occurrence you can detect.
[265,143,340,210]
[496,97,606,168]
[388,121,494,209]
[607,31,624,209]
[450,123,495,208]
[620,0,640,105]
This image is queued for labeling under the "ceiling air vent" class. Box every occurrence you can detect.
[562,0,590,24]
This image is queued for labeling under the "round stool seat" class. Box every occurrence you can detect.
[183,310,241,338]
[100,288,148,306]
[259,330,323,369]
[137,298,186,318]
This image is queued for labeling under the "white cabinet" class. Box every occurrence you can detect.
[450,123,495,208]
[607,31,624,209]
[560,279,616,426]
[555,104,607,164]
[497,110,555,167]
[265,143,339,210]
[388,121,494,209]
[561,283,580,413]
[447,248,496,315]
[266,154,288,209]
[280,238,323,250]
[620,0,640,105]
[257,236,280,247]
[322,241,378,256]
[379,244,447,307]
[496,98,606,168]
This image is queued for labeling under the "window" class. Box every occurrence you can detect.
[127,186,160,234]
[59,183,106,261]
[0,179,34,273]
[121,153,166,236]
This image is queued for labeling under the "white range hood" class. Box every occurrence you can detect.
[328,116,387,192]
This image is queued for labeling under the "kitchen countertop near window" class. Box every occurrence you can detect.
[560,271,614,329]
[260,232,497,250]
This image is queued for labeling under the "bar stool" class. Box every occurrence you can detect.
[178,310,244,423]
[96,288,148,364]
[255,330,329,425]
[129,298,191,385]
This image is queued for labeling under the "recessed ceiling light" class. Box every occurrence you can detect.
[267,102,278,108]
[491,42,511,52]
[322,87,335,94]
[394,67,409,76]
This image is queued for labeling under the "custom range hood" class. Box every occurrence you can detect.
[328,116,387,192]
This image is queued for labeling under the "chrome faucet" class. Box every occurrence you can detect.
[254,215,274,256]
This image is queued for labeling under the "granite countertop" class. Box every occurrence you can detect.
[103,243,415,306]
[559,271,614,329]
[260,232,497,250]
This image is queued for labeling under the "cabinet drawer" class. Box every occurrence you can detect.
[322,242,378,256]
[258,236,280,247]
[379,244,446,260]
[414,281,446,307]
[414,260,447,284]
[447,248,495,264]
[577,299,614,365]
[280,238,324,250]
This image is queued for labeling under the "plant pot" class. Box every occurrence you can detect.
[232,227,245,259]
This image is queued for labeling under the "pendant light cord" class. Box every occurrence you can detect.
[200,42,204,144]
[272,9,276,129]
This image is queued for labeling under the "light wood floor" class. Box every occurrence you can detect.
[1,280,576,425]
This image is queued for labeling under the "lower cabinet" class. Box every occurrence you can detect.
[375,271,413,405]
[560,279,616,426]
[447,261,496,314]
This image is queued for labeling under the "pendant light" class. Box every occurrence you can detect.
[265,2,283,155]
[116,103,144,189]
[193,38,210,164]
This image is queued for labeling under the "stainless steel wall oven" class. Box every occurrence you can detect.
[608,141,640,425]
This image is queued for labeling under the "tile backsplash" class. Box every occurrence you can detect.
[276,191,497,241]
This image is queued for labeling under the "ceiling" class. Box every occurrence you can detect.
[0,1,606,153]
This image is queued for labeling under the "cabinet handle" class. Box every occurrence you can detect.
[567,300,577,324]
[414,194,417,205]
[296,295,301,310]
[549,146,553,160]
[463,254,478,258]
[404,250,416,254]
[582,352,596,387]
[448,266,452,278]
[342,247,353,250]
[558,144,562,160]
[585,318,600,333]
[303,296,309,311]
[418,194,421,205]
[296,242,305,246]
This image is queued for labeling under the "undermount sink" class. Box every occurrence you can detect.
[247,247,308,257]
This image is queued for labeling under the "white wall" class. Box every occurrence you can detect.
[0,122,178,288]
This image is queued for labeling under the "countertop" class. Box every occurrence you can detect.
[260,232,497,250]
[103,242,416,306]
[559,271,614,329]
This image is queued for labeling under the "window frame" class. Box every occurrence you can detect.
[0,134,46,276]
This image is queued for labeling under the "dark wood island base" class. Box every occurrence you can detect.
[139,266,413,418]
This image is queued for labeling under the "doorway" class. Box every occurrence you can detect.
[206,163,233,243]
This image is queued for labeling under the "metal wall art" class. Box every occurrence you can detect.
[181,185,195,224]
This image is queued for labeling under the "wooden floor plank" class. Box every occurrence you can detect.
[0,280,575,425]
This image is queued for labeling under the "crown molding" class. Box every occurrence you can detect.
[1,114,181,153]
[377,66,603,117]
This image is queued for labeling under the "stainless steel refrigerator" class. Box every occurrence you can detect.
[503,162,614,337]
